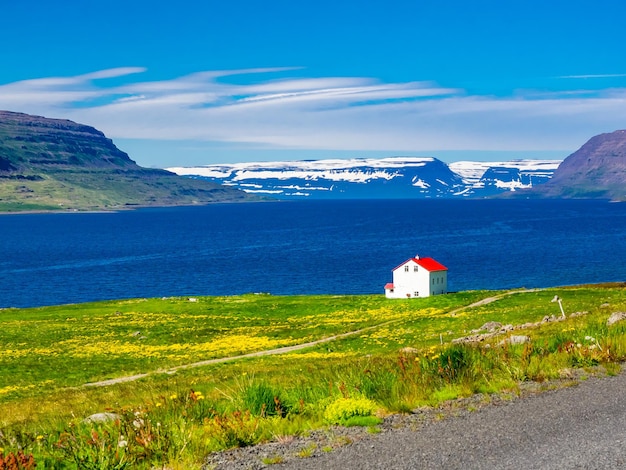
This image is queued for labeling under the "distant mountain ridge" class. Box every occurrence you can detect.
[4,109,623,206]
[168,157,561,199]
[169,129,626,201]
[0,110,256,211]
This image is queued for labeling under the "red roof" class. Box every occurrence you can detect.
[384,283,394,289]
[416,257,448,272]
[392,257,447,272]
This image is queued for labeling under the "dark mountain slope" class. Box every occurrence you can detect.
[0,111,256,211]
[536,129,626,200]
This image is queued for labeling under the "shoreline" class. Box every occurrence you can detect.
[4,282,625,311]
[1,196,622,216]
[0,198,276,216]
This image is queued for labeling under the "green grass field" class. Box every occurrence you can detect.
[2,285,626,468]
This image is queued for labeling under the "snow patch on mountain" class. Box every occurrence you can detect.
[169,157,433,184]
[450,160,561,187]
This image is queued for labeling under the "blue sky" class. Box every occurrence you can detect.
[1,0,625,167]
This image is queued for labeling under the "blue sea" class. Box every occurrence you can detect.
[1,199,626,309]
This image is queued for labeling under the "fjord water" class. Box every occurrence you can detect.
[1,199,625,308]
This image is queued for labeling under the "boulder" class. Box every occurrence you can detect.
[607,312,626,326]
[452,333,494,344]
[500,335,531,346]
[569,311,589,318]
[83,412,121,423]
[471,321,502,333]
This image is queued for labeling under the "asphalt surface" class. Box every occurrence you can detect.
[282,372,626,470]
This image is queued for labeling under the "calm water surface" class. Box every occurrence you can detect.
[1,199,625,308]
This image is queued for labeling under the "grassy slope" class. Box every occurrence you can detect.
[0,293,479,398]
[0,111,258,211]
[2,286,626,467]
[0,169,258,212]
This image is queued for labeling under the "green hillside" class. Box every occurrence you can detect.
[0,111,258,211]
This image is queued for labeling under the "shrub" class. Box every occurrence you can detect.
[0,451,36,470]
[241,383,290,417]
[54,426,130,470]
[203,411,261,449]
[323,397,378,425]
[433,344,475,383]
[358,367,397,401]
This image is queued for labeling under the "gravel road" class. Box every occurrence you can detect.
[205,369,626,469]
[284,372,626,470]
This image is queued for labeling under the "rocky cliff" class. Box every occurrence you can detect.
[0,110,136,172]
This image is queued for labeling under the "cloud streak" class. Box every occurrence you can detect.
[558,74,626,79]
[1,67,625,162]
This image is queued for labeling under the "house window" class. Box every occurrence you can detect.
[432,278,435,285]
[414,266,418,272]
[414,291,419,297]
[404,265,409,272]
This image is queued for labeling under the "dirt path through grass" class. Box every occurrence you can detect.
[83,320,398,387]
[447,288,540,315]
[84,289,537,388]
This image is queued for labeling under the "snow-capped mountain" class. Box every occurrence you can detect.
[167,157,561,199]
[450,160,561,196]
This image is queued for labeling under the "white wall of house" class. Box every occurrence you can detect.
[385,258,447,299]
[428,270,448,296]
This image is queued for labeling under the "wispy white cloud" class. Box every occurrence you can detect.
[235,82,456,106]
[79,67,147,80]
[558,74,626,79]
[1,67,625,164]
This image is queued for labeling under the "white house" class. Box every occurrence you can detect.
[384,255,448,299]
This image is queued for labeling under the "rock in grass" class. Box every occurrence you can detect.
[83,412,121,423]
[569,311,589,318]
[607,312,626,326]
[500,335,531,346]
[471,321,502,333]
[452,333,492,344]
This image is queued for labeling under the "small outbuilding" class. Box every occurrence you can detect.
[384,255,448,299]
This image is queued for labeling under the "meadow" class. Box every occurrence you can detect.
[1,285,626,468]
